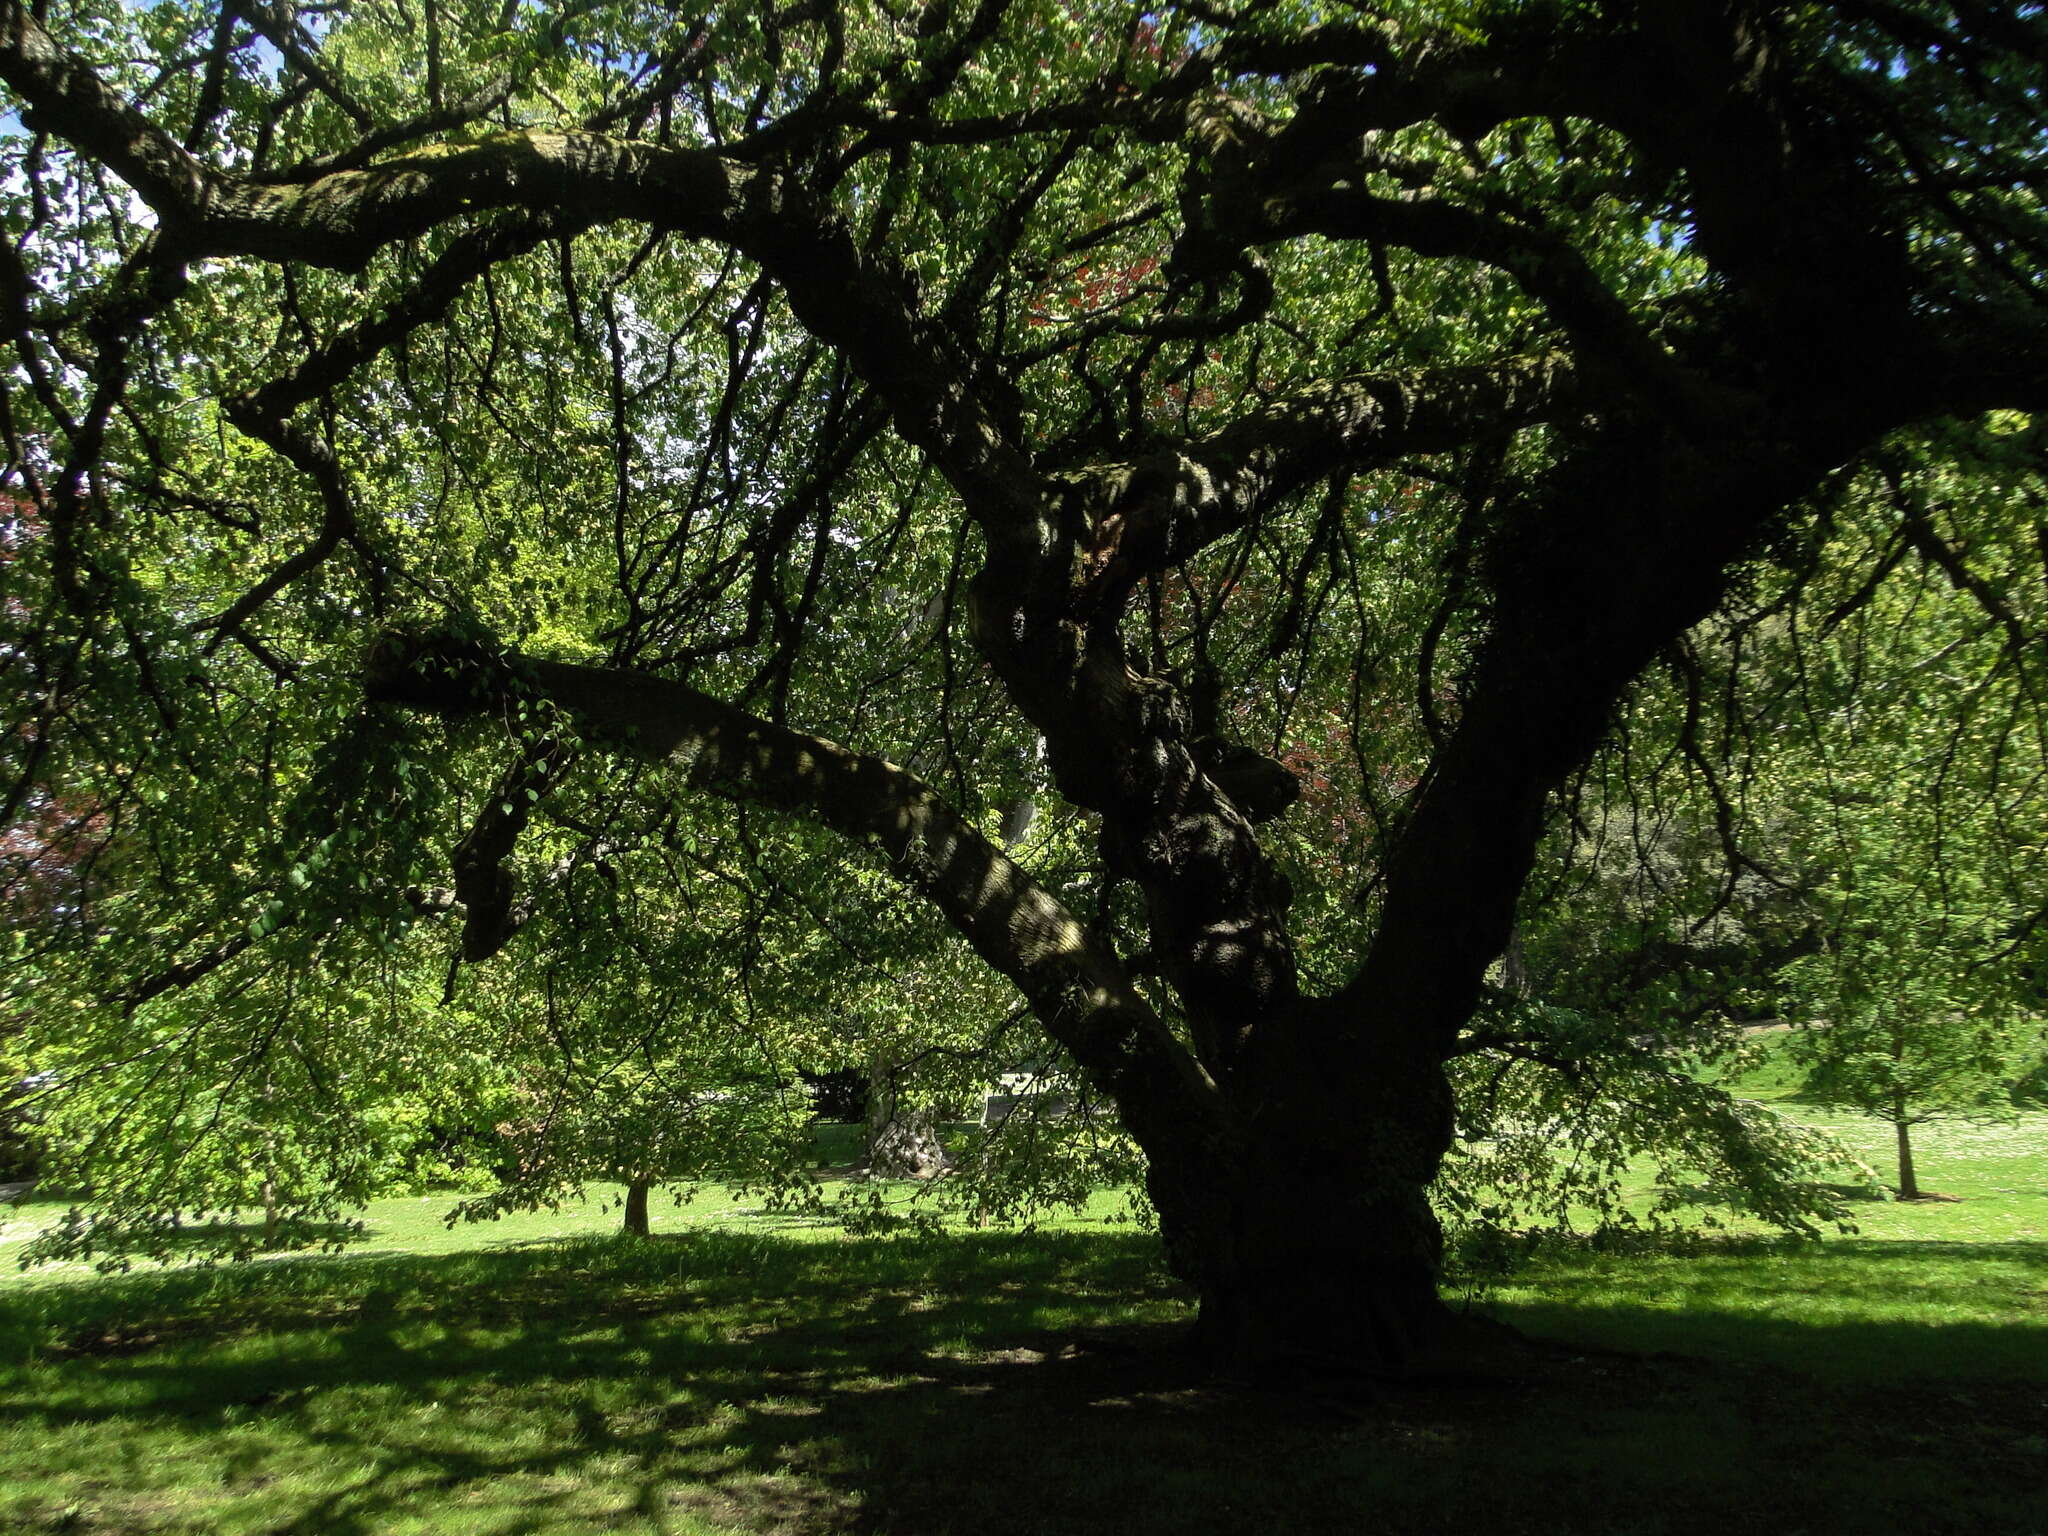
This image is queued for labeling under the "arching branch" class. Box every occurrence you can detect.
[362,630,1216,1112]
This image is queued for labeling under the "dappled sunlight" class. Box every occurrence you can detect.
[1481,1237,2048,1384]
[5,1228,2048,1533]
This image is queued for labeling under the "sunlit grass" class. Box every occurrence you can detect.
[0,1133,1141,1288]
[3,1224,2044,1535]
[2,1102,2046,1533]
[1479,1235,2048,1381]
[1707,1029,2048,1241]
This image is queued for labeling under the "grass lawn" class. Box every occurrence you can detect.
[1711,1031,2048,1241]
[0,1106,2044,1535]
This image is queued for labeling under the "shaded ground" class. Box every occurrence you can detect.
[3,1230,2045,1535]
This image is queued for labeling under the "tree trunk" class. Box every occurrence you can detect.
[622,1177,651,1236]
[1134,1026,1461,1378]
[864,1054,951,1179]
[1180,1175,1451,1378]
[259,1068,282,1251]
[1893,1100,1920,1201]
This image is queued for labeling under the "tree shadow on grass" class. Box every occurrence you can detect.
[2,1232,2045,1536]
[1482,1235,2048,1388]
[24,1218,371,1267]
[1655,1180,1891,1210]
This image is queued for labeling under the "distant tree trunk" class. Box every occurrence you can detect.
[999,793,1036,848]
[864,1053,950,1179]
[259,1068,282,1251]
[622,1177,651,1236]
[1893,1095,1920,1200]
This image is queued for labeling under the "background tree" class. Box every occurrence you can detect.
[1461,429,2048,1213]
[1767,434,2048,1199]
[4,0,2047,1373]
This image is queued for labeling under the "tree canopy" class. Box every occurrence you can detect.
[4,0,2046,1373]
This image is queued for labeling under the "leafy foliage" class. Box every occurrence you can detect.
[2,0,2045,1359]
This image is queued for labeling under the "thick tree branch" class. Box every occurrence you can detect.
[260,72,523,182]
[1073,355,1582,608]
[0,0,214,213]
[363,632,1216,1112]
[0,9,744,265]
[187,133,749,271]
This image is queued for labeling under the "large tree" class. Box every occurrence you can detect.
[3,0,2044,1372]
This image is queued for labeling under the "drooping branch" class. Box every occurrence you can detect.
[238,213,581,424]
[195,401,372,641]
[1333,423,1850,1055]
[0,0,1075,812]
[106,928,261,1015]
[1895,483,2038,659]
[0,8,748,267]
[1245,184,1695,412]
[235,0,376,131]
[0,1,1040,541]
[0,0,215,214]
[448,736,578,964]
[362,631,1216,1112]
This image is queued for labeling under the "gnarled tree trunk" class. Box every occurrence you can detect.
[1151,1059,1458,1375]
[863,1053,951,1180]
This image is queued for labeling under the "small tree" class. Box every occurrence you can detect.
[1783,901,2037,1201]
[1770,468,2048,1199]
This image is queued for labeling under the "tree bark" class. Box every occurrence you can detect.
[1893,1095,1921,1202]
[260,1069,282,1251]
[1125,1012,1458,1376]
[622,1177,651,1237]
[863,1054,951,1180]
